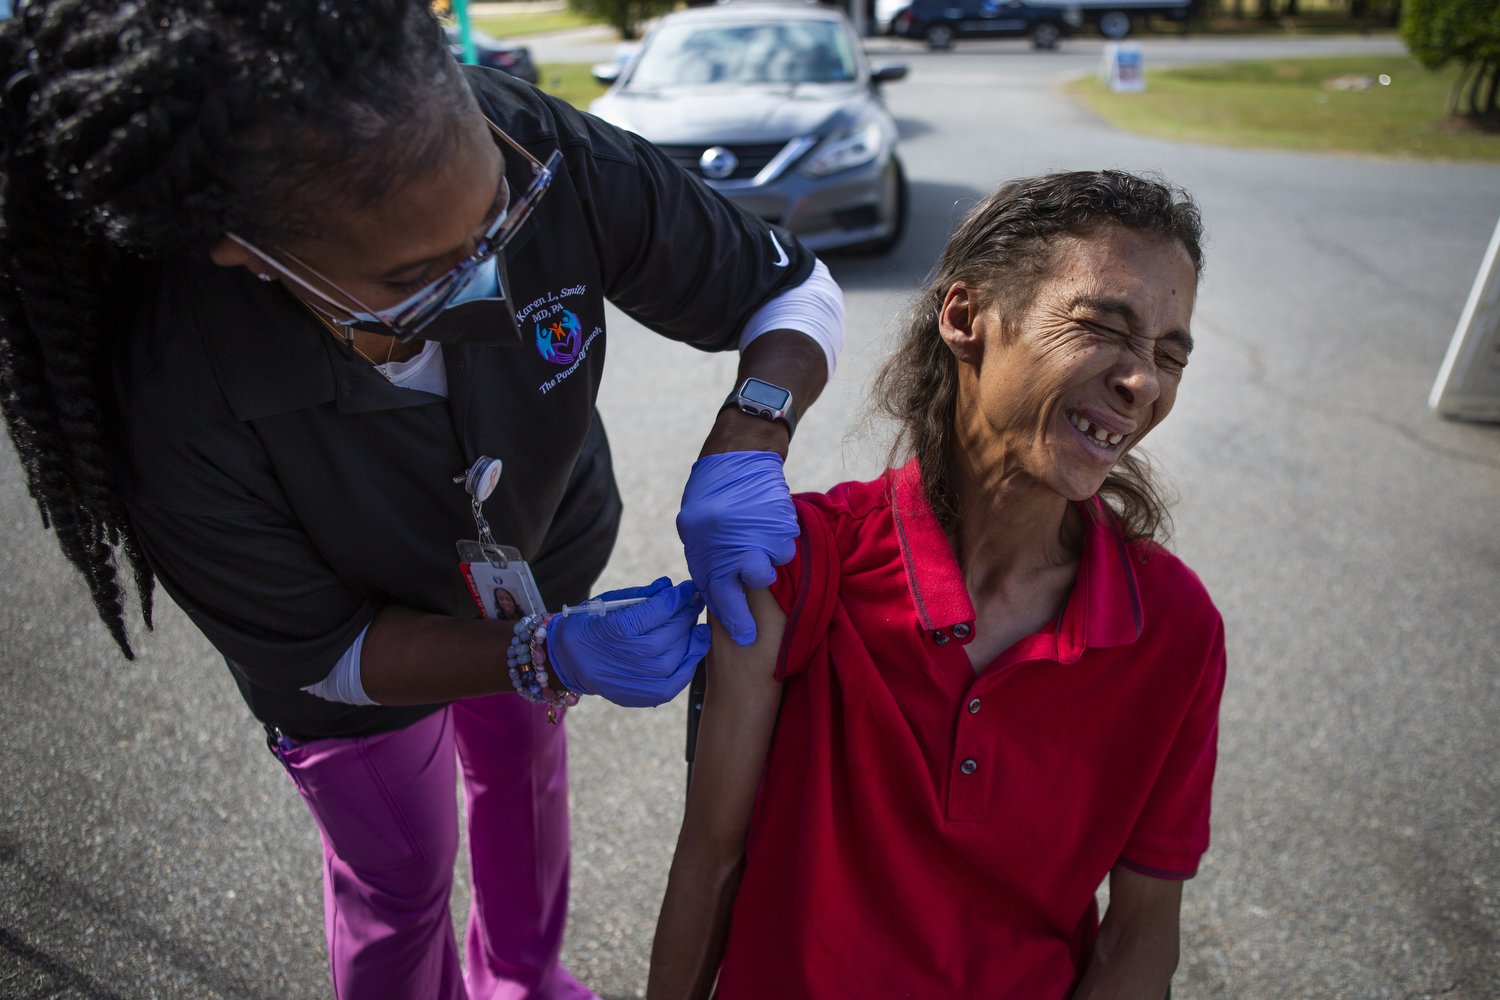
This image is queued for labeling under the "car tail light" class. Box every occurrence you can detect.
[489,51,518,69]
[896,9,911,29]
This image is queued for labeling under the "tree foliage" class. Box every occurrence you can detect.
[1402,0,1500,118]
[566,0,673,39]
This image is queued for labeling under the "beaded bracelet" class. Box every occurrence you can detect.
[507,613,580,725]
[507,614,547,704]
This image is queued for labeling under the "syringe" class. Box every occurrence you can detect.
[554,596,651,618]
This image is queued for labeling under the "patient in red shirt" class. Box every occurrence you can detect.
[649,171,1226,1000]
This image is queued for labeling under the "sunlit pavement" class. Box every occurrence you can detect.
[1,27,1496,1000]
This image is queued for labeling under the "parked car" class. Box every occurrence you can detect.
[590,3,909,254]
[890,0,1077,49]
[445,24,539,85]
[875,0,912,33]
[1052,0,1196,40]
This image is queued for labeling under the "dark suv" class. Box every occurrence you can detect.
[890,0,1076,49]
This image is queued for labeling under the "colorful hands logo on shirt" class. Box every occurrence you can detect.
[535,309,584,366]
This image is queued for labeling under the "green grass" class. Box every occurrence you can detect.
[1136,14,1400,37]
[534,63,611,110]
[1126,0,1402,36]
[1068,55,1500,162]
[471,9,604,38]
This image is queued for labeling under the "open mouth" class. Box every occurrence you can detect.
[1067,409,1126,451]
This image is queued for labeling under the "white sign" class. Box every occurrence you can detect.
[1430,215,1500,423]
[1101,42,1146,93]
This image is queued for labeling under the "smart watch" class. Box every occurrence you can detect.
[722,377,797,438]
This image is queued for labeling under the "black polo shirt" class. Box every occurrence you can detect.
[116,68,816,740]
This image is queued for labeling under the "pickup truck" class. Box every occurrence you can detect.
[889,0,1078,50]
[1039,0,1197,38]
[885,0,1195,43]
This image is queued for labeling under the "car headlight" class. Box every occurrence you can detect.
[801,117,886,178]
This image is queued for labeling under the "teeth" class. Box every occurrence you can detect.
[1069,410,1125,448]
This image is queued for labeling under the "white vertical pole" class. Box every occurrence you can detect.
[1430,215,1500,422]
[849,0,868,38]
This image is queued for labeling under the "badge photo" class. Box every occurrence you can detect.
[471,561,543,620]
[456,540,546,620]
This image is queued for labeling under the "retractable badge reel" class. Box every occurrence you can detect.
[454,456,547,620]
[453,457,651,622]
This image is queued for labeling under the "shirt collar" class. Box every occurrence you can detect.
[889,460,973,636]
[186,261,444,420]
[889,459,1143,659]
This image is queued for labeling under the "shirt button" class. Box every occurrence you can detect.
[953,622,972,639]
[967,698,981,714]
[960,758,978,775]
[933,630,950,645]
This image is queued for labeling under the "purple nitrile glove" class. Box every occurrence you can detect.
[547,577,709,709]
[676,451,798,646]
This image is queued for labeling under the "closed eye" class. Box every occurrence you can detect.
[1160,330,1194,371]
[1080,320,1130,344]
[1094,324,1188,371]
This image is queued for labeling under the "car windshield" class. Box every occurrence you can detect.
[627,19,858,89]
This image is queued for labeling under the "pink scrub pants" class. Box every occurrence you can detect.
[274,694,597,1000]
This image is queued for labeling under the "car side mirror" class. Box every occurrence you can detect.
[592,62,623,85]
[870,62,909,84]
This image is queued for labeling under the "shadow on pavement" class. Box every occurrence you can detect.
[822,178,987,294]
[0,828,269,1000]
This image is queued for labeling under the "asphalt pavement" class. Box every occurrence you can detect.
[2,28,1497,1000]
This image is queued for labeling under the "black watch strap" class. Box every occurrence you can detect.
[721,379,797,438]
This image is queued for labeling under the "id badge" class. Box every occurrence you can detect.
[457,540,546,620]
[453,456,547,620]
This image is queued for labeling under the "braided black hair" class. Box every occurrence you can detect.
[0,0,474,657]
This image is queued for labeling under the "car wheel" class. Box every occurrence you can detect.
[925,23,955,49]
[1098,10,1131,38]
[1030,22,1061,49]
[862,158,907,255]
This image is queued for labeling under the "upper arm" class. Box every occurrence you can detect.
[1103,865,1183,936]
[1120,610,1226,879]
[469,72,817,349]
[575,126,816,349]
[120,303,371,691]
[681,588,788,857]
[128,501,372,691]
[1072,866,1182,999]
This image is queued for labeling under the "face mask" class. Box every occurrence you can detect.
[347,253,503,326]
[350,254,521,346]
[448,254,504,307]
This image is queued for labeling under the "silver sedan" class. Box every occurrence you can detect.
[590,4,909,254]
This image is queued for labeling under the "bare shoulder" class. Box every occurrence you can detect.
[707,588,788,696]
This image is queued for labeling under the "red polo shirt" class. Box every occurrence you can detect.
[715,462,1226,999]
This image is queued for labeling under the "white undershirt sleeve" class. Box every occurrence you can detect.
[300,623,379,706]
[736,260,845,379]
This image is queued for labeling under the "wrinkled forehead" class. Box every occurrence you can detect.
[993,225,1198,307]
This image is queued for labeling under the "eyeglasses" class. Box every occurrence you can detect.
[229,116,562,342]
